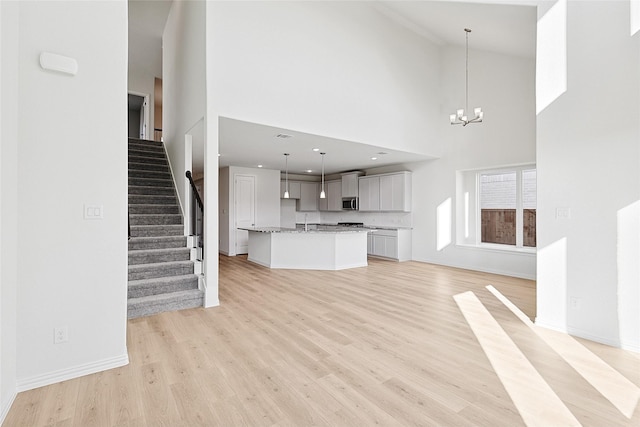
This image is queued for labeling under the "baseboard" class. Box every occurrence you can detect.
[16,353,129,393]
[565,326,625,350]
[414,257,536,280]
[534,318,568,334]
[534,322,640,353]
[0,391,17,425]
[201,276,220,308]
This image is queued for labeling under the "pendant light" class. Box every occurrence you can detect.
[283,153,290,198]
[450,28,483,126]
[319,152,326,199]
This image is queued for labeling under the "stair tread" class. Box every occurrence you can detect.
[130,213,182,217]
[128,260,193,270]
[128,247,190,255]
[128,274,198,286]
[128,289,203,305]
[128,235,185,241]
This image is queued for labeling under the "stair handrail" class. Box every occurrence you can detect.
[185,171,204,211]
[185,171,204,258]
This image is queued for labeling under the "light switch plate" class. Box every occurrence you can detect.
[84,204,103,220]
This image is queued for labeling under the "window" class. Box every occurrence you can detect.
[478,168,536,248]
[456,164,536,251]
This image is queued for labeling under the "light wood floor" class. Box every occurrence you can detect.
[4,256,640,426]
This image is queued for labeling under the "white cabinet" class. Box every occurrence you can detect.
[358,176,380,211]
[320,180,342,211]
[280,180,301,199]
[367,229,412,261]
[359,172,411,212]
[298,182,318,211]
[341,172,363,198]
[379,172,412,212]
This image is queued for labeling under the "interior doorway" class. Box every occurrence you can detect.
[127,92,149,140]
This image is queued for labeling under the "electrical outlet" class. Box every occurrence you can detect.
[54,327,68,344]
[556,207,571,219]
[570,297,581,310]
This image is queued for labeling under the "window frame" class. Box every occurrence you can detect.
[456,164,536,254]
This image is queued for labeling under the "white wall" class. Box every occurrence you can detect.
[208,1,442,158]
[13,1,129,390]
[220,166,281,255]
[410,47,537,279]
[163,0,206,213]
[0,1,19,421]
[536,0,640,350]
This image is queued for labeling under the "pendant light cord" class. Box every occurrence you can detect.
[465,28,470,115]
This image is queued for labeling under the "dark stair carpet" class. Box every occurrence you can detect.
[128,138,203,318]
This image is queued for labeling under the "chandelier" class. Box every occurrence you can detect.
[450,28,483,126]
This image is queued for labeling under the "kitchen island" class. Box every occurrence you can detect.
[240,227,369,270]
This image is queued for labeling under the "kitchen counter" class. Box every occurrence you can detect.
[241,227,368,270]
[239,226,369,234]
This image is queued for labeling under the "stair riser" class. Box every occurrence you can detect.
[128,205,180,215]
[128,186,175,196]
[128,263,194,280]
[128,251,190,265]
[129,170,172,180]
[130,215,182,226]
[130,226,184,237]
[128,277,198,298]
[127,293,203,319]
[128,162,169,173]
[128,147,166,159]
[129,195,176,205]
[128,141,164,150]
[128,178,173,188]
[129,153,167,169]
[128,237,187,250]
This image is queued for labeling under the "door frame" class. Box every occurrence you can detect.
[128,90,150,140]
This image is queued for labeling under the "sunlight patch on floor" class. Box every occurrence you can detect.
[454,291,581,427]
[486,285,640,419]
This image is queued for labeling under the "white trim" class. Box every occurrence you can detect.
[162,141,184,219]
[456,242,537,255]
[201,276,220,308]
[16,353,129,392]
[127,90,150,140]
[414,257,536,281]
[0,391,17,425]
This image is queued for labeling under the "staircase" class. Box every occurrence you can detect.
[128,138,203,318]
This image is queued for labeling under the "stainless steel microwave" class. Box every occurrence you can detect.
[342,197,358,210]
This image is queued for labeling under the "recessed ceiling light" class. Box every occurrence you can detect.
[306,169,313,173]
[257,164,263,168]
[312,148,320,152]
[276,133,292,139]
[371,157,378,161]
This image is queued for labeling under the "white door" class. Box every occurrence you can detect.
[235,175,256,254]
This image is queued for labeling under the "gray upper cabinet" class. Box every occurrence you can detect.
[280,180,301,199]
[319,180,342,212]
[341,171,363,198]
[359,172,411,212]
[298,182,318,211]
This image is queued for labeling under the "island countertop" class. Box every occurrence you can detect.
[238,226,370,234]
